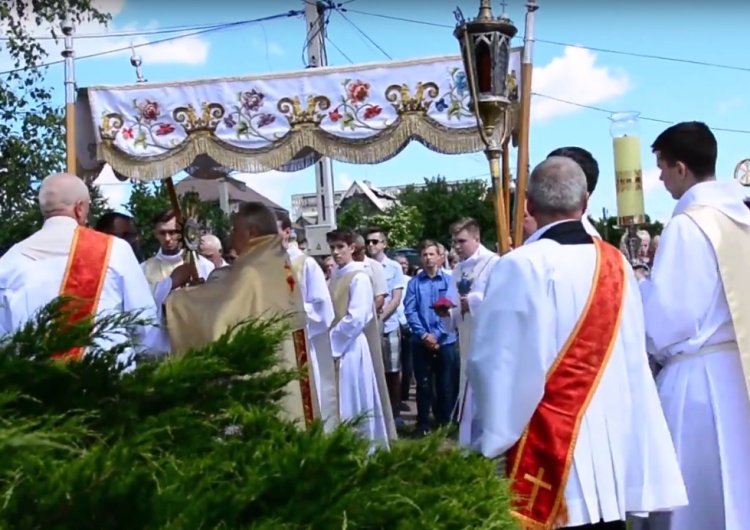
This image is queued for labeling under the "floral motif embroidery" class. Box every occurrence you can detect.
[222,88,277,140]
[116,99,177,150]
[327,78,385,131]
[437,68,472,120]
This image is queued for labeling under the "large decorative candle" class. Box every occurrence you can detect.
[610,112,646,226]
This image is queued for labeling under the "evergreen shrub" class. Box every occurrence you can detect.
[0,299,515,529]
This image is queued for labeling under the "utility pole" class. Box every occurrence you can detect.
[304,0,337,250]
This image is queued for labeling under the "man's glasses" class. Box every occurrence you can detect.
[366,239,382,245]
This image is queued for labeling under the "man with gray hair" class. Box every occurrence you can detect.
[200,234,227,268]
[466,157,687,529]
[0,172,167,364]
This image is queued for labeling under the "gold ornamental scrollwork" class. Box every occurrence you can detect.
[173,102,226,134]
[385,82,440,114]
[278,95,332,129]
[99,112,124,142]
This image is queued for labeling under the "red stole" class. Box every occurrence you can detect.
[54,227,113,360]
[505,238,626,529]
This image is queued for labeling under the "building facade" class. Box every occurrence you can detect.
[291,178,471,225]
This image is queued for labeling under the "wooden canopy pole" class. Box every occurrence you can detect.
[512,0,539,246]
[164,178,200,281]
[501,138,512,236]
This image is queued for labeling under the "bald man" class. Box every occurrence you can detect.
[200,234,227,268]
[0,173,167,365]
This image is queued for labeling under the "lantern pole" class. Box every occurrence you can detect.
[61,13,77,174]
[454,0,518,255]
[511,0,538,247]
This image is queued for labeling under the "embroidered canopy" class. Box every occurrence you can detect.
[75,50,521,181]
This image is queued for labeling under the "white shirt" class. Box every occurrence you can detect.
[470,220,687,525]
[581,214,602,238]
[329,261,374,358]
[0,217,168,362]
[641,180,750,359]
[288,245,334,338]
[362,256,388,297]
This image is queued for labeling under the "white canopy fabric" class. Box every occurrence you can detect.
[75,51,521,181]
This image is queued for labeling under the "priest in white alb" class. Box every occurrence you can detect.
[327,228,389,448]
[0,173,168,363]
[141,209,214,295]
[639,121,750,530]
[277,212,338,431]
[436,217,498,448]
[468,157,687,530]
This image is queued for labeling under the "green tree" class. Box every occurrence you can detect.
[336,200,369,232]
[365,204,423,248]
[593,215,664,248]
[0,1,109,253]
[126,181,171,257]
[126,180,231,258]
[0,300,518,529]
[336,201,423,248]
[398,176,496,246]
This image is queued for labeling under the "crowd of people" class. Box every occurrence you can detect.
[0,120,748,530]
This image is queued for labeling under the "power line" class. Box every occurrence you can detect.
[337,8,750,135]
[0,10,304,77]
[532,93,750,135]
[343,8,750,74]
[334,9,392,60]
[0,21,236,41]
[326,36,354,64]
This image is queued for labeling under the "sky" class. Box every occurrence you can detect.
[3,0,750,223]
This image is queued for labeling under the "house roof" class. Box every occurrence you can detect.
[340,180,398,211]
[175,175,287,213]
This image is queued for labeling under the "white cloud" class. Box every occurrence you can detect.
[531,46,631,123]
[642,167,661,193]
[718,96,743,115]
[0,0,209,71]
[93,163,131,209]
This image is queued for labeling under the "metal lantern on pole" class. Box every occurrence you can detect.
[454,0,518,254]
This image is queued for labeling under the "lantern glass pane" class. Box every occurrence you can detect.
[474,38,492,94]
[494,35,510,96]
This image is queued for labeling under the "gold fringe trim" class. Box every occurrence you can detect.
[92,114,490,181]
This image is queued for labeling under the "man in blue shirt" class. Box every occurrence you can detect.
[403,239,459,436]
[366,227,406,423]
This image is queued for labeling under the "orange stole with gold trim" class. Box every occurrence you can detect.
[54,227,114,361]
[505,238,626,529]
[286,263,316,427]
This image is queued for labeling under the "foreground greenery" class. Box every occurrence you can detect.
[0,300,515,529]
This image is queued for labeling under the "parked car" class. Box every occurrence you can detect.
[388,247,420,269]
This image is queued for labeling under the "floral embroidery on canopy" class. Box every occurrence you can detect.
[76,51,521,180]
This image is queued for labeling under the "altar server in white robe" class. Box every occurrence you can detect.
[277,213,338,431]
[469,157,686,530]
[639,121,750,530]
[437,217,498,448]
[141,209,214,293]
[0,173,168,364]
[326,229,389,448]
